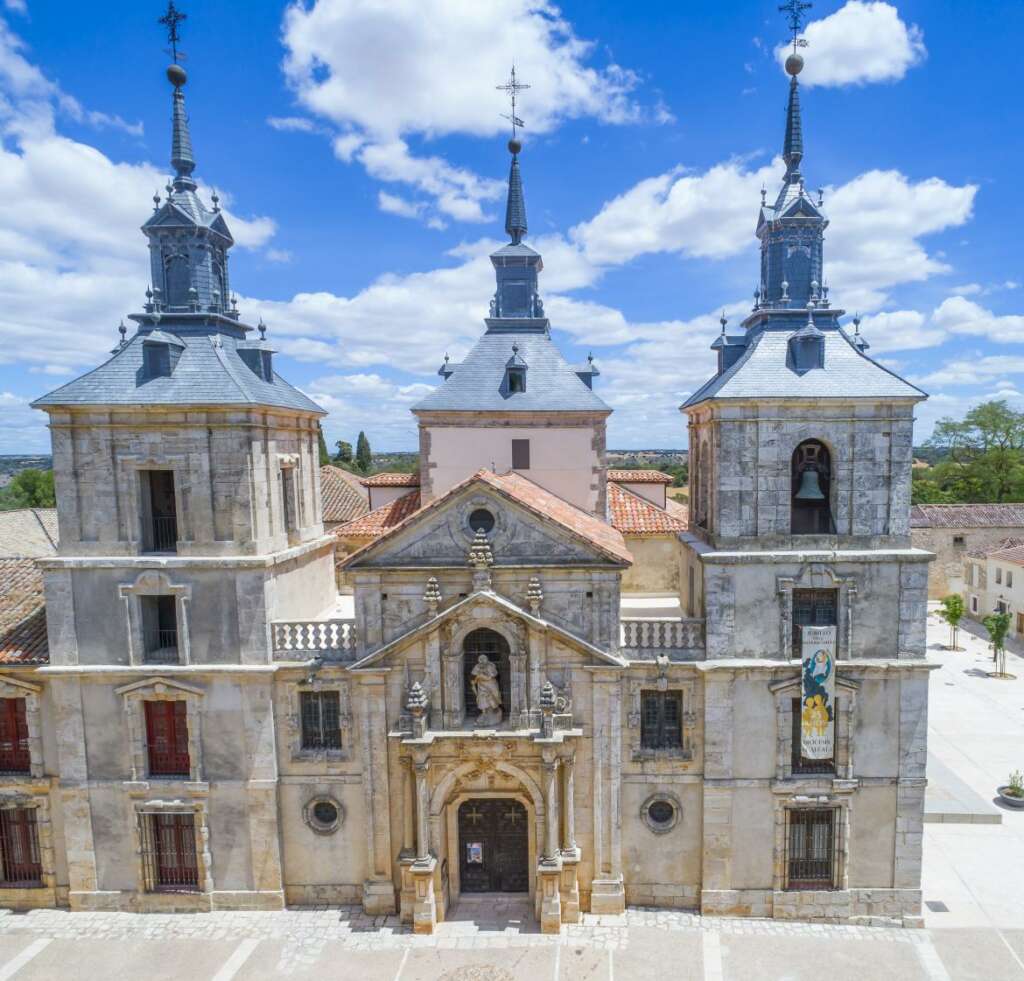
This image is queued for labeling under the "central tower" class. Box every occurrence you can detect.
[412,135,610,516]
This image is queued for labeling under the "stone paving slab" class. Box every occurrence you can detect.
[236,942,405,981]
[929,928,1024,981]
[925,753,1002,824]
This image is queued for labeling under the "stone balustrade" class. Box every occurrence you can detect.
[271,619,358,660]
[619,618,705,658]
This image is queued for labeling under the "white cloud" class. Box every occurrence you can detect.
[777,1,926,88]
[855,309,945,353]
[280,0,650,225]
[266,115,323,134]
[913,354,1024,389]
[931,296,1024,343]
[951,283,982,296]
[265,248,293,264]
[377,191,423,220]
[3,0,26,13]
[0,391,47,453]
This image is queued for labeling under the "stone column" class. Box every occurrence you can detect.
[359,675,397,915]
[893,672,929,926]
[398,757,416,924]
[700,669,738,917]
[559,751,580,922]
[537,752,563,933]
[410,753,438,934]
[590,671,624,914]
[509,649,528,728]
[424,628,443,728]
[442,645,463,729]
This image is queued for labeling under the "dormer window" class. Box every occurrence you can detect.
[238,347,274,382]
[789,316,824,374]
[505,344,527,395]
[143,341,171,379]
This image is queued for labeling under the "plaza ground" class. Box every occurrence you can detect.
[0,610,1020,981]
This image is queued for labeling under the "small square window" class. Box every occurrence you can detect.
[511,439,530,470]
[300,691,342,751]
[640,691,682,749]
[952,535,966,548]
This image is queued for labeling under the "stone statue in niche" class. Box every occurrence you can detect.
[470,655,503,726]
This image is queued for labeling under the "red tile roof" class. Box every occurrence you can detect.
[334,490,421,539]
[607,469,674,484]
[910,503,1024,529]
[989,543,1024,567]
[320,466,369,524]
[0,558,48,664]
[608,482,688,536]
[361,472,421,487]
[967,536,1024,560]
[342,469,632,567]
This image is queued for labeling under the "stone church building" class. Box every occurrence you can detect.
[0,42,933,932]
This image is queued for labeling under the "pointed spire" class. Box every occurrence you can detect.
[782,58,804,183]
[168,64,196,189]
[504,140,527,244]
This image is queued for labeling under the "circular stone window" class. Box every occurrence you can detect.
[642,793,680,834]
[468,508,495,534]
[304,796,344,835]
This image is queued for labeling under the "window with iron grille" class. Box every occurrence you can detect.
[787,808,836,889]
[0,807,42,887]
[790,697,836,775]
[141,595,179,664]
[792,588,837,658]
[139,812,199,893]
[640,691,683,750]
[299,691,342,751]
[0,699,30,774]
[144,701,190,777]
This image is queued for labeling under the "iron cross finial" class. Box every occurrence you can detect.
[159,1,187,64]
[496,65,530,140]
[778,0,812,53]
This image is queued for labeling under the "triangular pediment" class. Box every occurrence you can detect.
[780,196,823,220]
[346,476,629,570]
[350,589,625,671]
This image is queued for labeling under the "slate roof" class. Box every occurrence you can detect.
[334,491,421,540]
[683,326,925,408]
[32,326,323,413]
[910,504,1024,530]
[362,472,421,487]
[0,509,58,557]
[341,470,632,567]
[412,330,610,414]
[0,558,48,664]
[607,482,688,537]
[320,466,369,525]
[607,469,674,484]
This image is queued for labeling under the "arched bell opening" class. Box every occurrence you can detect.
[791,439,835,535]
[462,628,511,726]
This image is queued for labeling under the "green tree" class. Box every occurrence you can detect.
[335,440,353,464]
[926,400,1024,502]
[317,425,330,467]
[0,469,55,510]
[983,610,1012,676]
[355,431,372,473]
[937,594,965,650]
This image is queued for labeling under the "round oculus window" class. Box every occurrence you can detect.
[642,794,680,834]
[468,508,495,534]
[304,796,344,835]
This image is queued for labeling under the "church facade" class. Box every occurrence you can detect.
[0,38,932,932]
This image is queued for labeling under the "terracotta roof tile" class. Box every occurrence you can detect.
[334,491,421,539]
[608,483,688,536]
[989,543,1024,567]
[361,472,421,487]
[0,508,58,557]
[967,536,1024,560]
[320,466,369,524]
[607,469,674,484]
[0,558,48,664]
[342,469,632,567]
[910,503,1024,529]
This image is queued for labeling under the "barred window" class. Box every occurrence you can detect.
[790,697,836,775]
[787,808,836,889]
[144,701,190,777]
[640,691,682,749]
[792,588,837,657]
[140,813,199,893]
[0,698,30,774]
[300,691,342,751]
[0,807,42,887]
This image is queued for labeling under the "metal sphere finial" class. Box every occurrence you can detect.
[785,52,804,76]
[508,138,522,155]
[166,63,187,88]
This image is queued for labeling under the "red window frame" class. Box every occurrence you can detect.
[0,699,30,774]
[0,807,42,886]
[142,812,199,893]
[144,701,190,777]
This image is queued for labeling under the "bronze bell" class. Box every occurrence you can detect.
[795,468,825,501]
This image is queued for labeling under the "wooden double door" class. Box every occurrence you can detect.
[457,799,529,893]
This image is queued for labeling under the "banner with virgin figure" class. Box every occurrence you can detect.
[800,625,836,760]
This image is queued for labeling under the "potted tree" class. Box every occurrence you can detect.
[983,610,1014,679]
[938,594,965,651]
[998,770,1024,809]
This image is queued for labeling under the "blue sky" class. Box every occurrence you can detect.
[0,0,1021,452]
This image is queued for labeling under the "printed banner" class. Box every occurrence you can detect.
[800,625,836,760]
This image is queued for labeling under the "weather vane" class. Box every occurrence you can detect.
[779,0,811,53]
[496,66,530,141]
[159,1,187,64]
